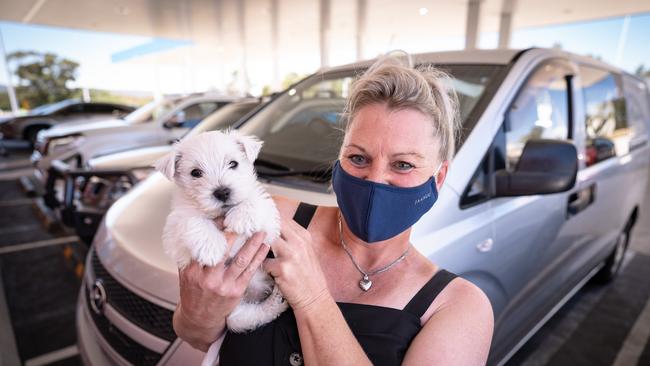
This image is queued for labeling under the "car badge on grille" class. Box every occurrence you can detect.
[90,279,107,315]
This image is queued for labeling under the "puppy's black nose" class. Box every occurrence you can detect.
[213,187,231,202]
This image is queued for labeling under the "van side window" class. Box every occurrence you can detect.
[579,66,628,166]
[460,126,506,208]
[621,74,650,151]
[505,62,570,170]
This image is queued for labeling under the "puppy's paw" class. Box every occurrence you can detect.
[191,237,228,267]
[177,253,192,270]
[224,204,261,237]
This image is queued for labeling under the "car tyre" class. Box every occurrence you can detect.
[592,229,629,283]
[25,126,46,147]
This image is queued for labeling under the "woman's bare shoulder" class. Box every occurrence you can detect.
[425,274,492,320]
[403,276,494,365]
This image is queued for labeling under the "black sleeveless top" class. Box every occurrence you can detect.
[219,203,458,366]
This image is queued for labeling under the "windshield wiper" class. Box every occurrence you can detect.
[254,159,292,172]
[258,169,332,183]
[254,159,332,183]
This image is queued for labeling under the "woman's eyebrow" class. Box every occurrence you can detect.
[346,144,424,159]
[392,152,425,159]
[346,143,368,153]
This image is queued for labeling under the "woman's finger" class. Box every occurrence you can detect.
[236,242,271,286]
[223,232,267,280]
[180,260,203,280]
[268,235,290,258]
[223,230,240,248]
[263,257,279,278]
[214,216,226,230]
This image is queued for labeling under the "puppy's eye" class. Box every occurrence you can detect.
[190,169,203,178]
[229,161,238,169]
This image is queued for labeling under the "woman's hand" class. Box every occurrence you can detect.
[264,216,329,313]
[173,222,271,351]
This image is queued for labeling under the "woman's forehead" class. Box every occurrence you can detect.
[344,104,438,156]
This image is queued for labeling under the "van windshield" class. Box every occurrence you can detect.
[238,64,505,186]
[124,98,180,124]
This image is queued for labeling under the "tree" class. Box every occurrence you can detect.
[635,64,650,78]
[6,51,79,109]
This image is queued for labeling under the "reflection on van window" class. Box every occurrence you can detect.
[124,98,179,124]
[621,75,650,150]
[173,102,221,129]
[580,66,629,166]
[240,65,504,181]
[506,62,570,170]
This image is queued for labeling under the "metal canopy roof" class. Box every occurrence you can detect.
[1,0,648,112]
[1,0,649,42]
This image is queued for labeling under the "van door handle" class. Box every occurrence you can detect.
[567,183,596,218]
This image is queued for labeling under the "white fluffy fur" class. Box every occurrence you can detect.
[154,130,287,366]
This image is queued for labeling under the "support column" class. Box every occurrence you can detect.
[465,0,482,50]
[356,0,367,61]
[319,0,331,68]
[270,0,279,89]
[214,0,225,91]
[237,0,250,93]
[615,15,631,66]
[498,0,516,49]
[0,27,18,114]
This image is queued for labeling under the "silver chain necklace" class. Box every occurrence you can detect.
[338,215,410,291]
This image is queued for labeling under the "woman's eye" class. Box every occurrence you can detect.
[190,169,203,178]
[394,161,414,170]
[229,161,238,169]
[349,155,367,165]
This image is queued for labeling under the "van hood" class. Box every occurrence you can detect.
[95,173,336,305]
[42,118,130,138]
[88,145,172,170]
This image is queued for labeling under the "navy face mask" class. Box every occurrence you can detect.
[331,160,441,243]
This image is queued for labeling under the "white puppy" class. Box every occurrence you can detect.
[154,130,287,366]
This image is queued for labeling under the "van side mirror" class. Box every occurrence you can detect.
[495,139,578,197]
[164,111,186,129]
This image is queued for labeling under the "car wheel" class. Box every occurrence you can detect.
[593,229,629,283]
[25,126,46,146]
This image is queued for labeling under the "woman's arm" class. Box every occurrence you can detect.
[264,215,372,366]
[173,231,271,351]
[402,278,494,365]
[293,293,372,366]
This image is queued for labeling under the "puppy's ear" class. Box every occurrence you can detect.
[154,150,182,180]
[229,130,263,162]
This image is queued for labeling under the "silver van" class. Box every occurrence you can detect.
[77,48,650,366]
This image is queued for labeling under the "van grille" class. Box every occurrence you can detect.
[90,251,177,341]
[85,287,163,366]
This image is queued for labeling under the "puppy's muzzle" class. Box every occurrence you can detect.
[213,187,231,202]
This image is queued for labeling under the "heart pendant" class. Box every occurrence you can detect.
[359,275,372,291]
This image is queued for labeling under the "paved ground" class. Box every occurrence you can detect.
[0,144,649,366]
[0,146,85,366]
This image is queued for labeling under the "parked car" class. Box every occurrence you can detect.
[30,94,238,189]
[0,99,134,144]
[44,99,262,244]
[77,48,650,366]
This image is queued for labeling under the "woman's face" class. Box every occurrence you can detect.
[340,102,448,190]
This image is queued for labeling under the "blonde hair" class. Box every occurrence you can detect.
[343,52,461,161]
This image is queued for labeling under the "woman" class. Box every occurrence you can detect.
[173,55,494,365]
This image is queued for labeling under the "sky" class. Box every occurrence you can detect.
[0,11,649,96]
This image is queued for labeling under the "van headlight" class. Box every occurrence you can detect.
[79,167,154,210]
[45,135,84,155]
